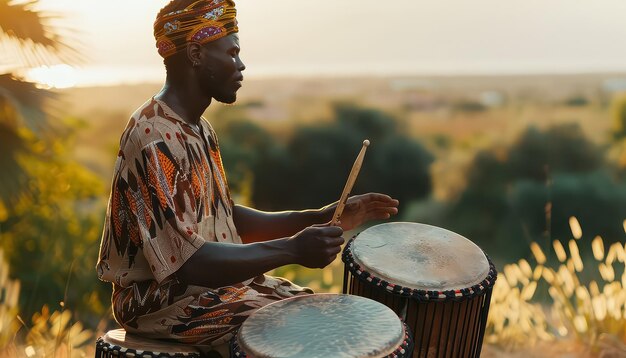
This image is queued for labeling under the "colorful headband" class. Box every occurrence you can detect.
[154,0,238,59]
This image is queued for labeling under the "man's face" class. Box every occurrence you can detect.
[197,33,245,104]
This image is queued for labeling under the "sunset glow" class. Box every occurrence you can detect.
[26,65,78,89]
[24,0,626,87]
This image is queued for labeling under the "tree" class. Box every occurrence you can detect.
[0,120,108,324]
[443,124,618,264]
[0,0,76,205]
[0,1,106,325]
[247,104,433,211]
[508,124,604,181]
[218,119,275,200]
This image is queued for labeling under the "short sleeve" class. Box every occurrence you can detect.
[121,129,206,283]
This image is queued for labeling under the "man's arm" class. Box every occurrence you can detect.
[233,193,399,244]
[176,225,344,288]
[233,205,333,244]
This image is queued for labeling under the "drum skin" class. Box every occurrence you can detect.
[233,294,413,358]
[343,222,497,358]
[350,223,489,292]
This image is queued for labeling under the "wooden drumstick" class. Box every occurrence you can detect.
[331,139,370,226]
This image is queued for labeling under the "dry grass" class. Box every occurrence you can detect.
[0,249,20,349]
[485,216,626,357]
[0,251,94,358]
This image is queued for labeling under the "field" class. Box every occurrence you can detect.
[2,73,626,357]
[60,73,619,195]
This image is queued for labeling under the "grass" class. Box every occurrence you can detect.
[485,216,626,356]
[0,251,95,358]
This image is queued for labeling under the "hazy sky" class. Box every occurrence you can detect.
[32,0,626,86]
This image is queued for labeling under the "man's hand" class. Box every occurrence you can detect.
[287,225,344,268]
[332,193,399,231]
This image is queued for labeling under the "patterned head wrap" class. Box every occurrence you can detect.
[154,0,238,59]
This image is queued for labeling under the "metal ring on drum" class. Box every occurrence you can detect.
[231,293,414,358]
[342,222,498,358]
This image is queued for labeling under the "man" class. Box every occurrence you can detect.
[96,0,399,349]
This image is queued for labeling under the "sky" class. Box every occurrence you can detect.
[25,0,626,87]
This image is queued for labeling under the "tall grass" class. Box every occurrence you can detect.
[486,216,626,356]
[0,249,20,349]
[0,250,94,358]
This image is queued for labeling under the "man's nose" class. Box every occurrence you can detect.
[237,57,246,72]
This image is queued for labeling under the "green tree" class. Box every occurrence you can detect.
[218,119,274,196]
[0,121,108,325]
[247,104,433,211]
[508,124,604,181]
[443,124,617,264]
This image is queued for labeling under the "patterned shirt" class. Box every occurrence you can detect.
[97,98,310,345]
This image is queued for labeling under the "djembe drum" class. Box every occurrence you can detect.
[231,293,413,358]
[95,329,203,357]
[342,222,497,358]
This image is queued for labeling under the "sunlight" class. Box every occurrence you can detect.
[26,64,78,89]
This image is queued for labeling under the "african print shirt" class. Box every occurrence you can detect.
[96,98,311,346]
[97,98,239,285]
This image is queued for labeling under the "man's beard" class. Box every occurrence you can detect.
[199,70,237,104]
[213,91,237,104]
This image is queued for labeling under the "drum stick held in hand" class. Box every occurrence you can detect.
[331,139,370,226]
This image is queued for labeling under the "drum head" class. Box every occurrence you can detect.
[351,222,490,291]
[237,294,405,358]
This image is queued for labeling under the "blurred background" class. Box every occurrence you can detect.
[1,0,626,356]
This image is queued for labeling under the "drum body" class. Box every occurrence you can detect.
[342,222,497,358]
[231,293,413,358]
[95,329,201,357]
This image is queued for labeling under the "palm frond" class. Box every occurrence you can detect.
[0,74,56,135]
[0,1,59,48]
[0,1,82,67]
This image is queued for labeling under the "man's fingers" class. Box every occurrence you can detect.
[320,225,343,237]
[327,245,342,256]
[362,193,397,204]
[365,201,399,213]
[346,202,360,212]
[321,254,338,268]
[325,236,345,247]
[307,225,343,235]
[345,193,399,211]
[365,199,399,208]
[366,209,398,220]
[312,220,346,229]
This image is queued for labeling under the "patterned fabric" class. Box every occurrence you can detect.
[97,98,311,346]
[154,0,238,58]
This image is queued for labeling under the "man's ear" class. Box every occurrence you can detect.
[186,42,203,67]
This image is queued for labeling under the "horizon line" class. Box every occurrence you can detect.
[20,63,626,89]
[66,69,626,89]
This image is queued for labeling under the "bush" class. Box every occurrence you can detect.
[238,104,434,211]
[0,124,108,326]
